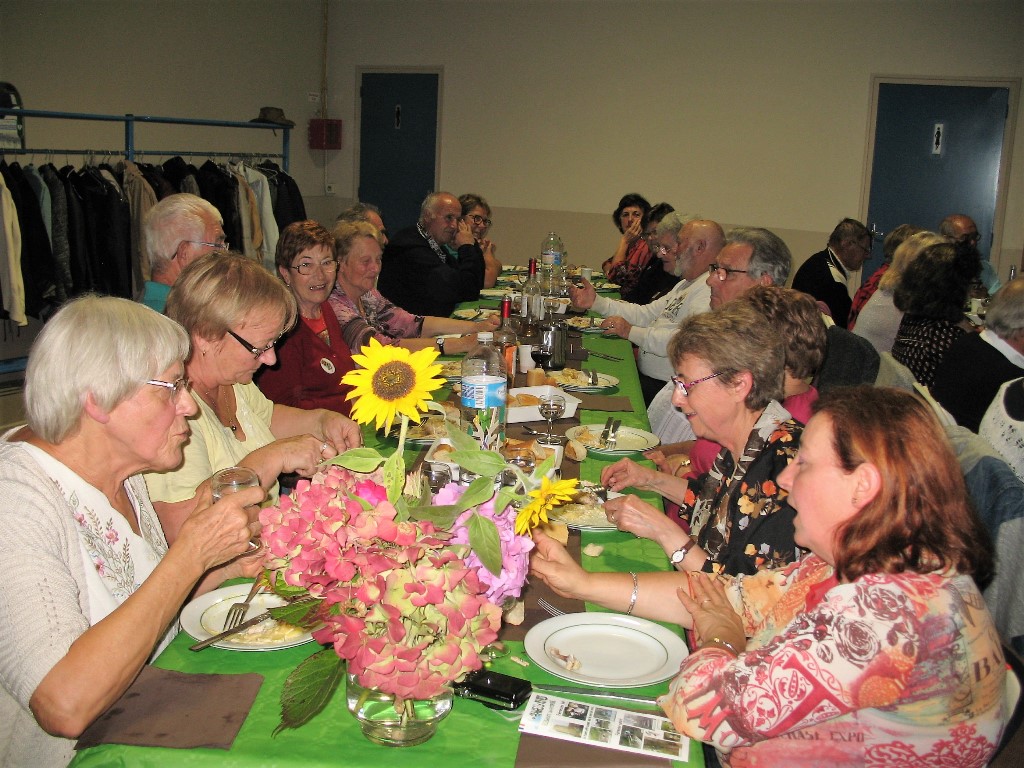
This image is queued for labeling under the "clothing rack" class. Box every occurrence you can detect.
[0,108,290,171]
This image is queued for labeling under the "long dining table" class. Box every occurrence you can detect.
[69,291,704,768]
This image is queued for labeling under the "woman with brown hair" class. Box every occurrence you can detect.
[532,386,1006,766]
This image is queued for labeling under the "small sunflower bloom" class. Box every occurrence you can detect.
[342,338,445,432]
[515,475,579,535]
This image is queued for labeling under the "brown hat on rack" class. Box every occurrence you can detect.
[250,106,295,128]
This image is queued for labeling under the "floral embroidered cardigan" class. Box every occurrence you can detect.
[659,556,1008,767]
[679,400,801,576]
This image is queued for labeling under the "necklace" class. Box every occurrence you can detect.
[417,222,450,265]
[194,382,239,432]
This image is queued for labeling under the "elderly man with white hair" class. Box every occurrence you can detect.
[140,193,226,312]
[376,191,485,317]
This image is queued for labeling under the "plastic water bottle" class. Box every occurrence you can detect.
[541,232,567,296]
[461,332,507,450]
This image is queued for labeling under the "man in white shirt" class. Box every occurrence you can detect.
[569,214,724,404]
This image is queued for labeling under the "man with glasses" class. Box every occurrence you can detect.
[791,217,871,329]
[939,213,1002,295]
[569,214,723,404]
[140,193,226,312]
[376,191,485,317]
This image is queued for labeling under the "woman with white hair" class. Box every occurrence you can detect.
[0,295,264,766]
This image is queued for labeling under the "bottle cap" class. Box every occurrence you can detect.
[477,332,494,342]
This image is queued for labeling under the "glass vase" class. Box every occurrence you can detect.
[345,673,453,747]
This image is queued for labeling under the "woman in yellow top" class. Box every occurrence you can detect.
[144,253,361,542]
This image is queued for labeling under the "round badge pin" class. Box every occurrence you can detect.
[320,358,336,374]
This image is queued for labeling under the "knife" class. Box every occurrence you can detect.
[607,419,622,449]
[531,684,660,706]
[598,416,614,448]
[586,351,622,362]
[189,610,277,651]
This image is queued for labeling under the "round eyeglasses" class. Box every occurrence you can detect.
[465,213,492,228]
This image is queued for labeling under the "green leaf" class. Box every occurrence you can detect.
[445,422,479,452]
[274,649,346,735]
[492,488,522,516]
[533,454,555,480]
[268,598,323,630]
[450,449,506,478]
[455,476,498,512]
[406,503,461,528]
[382,449,406,503]
[326,447,385,473]
[393,495,410,522]
[466,512,503,576]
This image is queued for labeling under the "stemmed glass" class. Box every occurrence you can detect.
[538,394,566,440]
[500,447,537,487]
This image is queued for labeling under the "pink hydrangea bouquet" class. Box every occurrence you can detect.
[257,340,574,732]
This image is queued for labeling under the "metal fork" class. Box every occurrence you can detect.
[222,580,262,631]
[537,598,566,617]
[605,419,622,450]
[586,369,599,386]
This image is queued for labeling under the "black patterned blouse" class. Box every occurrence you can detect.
[891,314,968,388]
[679,400,803,576]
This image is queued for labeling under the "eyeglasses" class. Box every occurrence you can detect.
[670,371,723,396]
[289,258,338,275]
[227,329,279,359]
[959,233,981,246]
[465,214,492,228]
[656,242,677,255]
[707,263,749,281]
[146,376,190,397]
[185,239,230,251]
[851,241,872,255]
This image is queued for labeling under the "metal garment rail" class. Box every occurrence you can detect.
[0,107,290,171]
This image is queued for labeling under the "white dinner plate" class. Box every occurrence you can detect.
[479,287,511,298]
[180,584,316,651]
[524,613,688,687]
[452,308,499,320]
[565,425,660,454]
[549,371,619,393]
[548,491,623,530]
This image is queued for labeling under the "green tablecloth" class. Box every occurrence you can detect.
[71,316,702,768]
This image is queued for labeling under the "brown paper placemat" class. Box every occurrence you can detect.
[501,531,586,642]
[75,665,264,751]
[516,732,670,767]
[575,394,632,412]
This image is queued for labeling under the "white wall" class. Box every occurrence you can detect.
[0,0,1022,275]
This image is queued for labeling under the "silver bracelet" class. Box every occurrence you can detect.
[625,571,638,616]
[703,636,741,656]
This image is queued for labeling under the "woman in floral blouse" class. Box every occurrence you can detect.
[600,302,801,576]
[532,386,1007,766]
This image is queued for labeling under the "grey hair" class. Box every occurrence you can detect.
[984,278,1024,342]
[143,193,222,273]
[418,191,455,225]
[724,227,792,285]
[25,295,190,443]
[655,211,699,239]
[335,201,383,224]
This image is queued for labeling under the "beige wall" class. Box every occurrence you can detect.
[0,0,1022,278]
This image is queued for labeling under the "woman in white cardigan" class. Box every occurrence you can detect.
[0,296,263,766]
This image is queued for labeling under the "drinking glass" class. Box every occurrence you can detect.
[500,447,536,487]
[532,342,552,370]
[211,466,262,550]
[538,394,566,439]
[425,463,452,493]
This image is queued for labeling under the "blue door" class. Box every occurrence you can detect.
[864,83,1009,281]
[358,72,439,233]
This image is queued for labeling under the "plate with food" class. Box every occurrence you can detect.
[549,368,619,392]
[549,485,623,530]
[524,613,688,687]
[180,584,316,651]
[439,360,463,381]
[452,308,499,321]
[479,287,512,298]
[564,316,605,333]
[565,425,660,454]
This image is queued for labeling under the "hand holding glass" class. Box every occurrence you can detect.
[211,466,262,551]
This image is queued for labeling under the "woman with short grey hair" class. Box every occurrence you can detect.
[0,295,264,766]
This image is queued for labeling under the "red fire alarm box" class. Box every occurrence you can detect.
[308,118,342,150]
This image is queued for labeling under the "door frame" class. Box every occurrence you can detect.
[859,75,1020,264]
[352,66,444,202]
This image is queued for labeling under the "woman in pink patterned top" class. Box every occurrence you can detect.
[532,386,1007,766]
[328,221,498,356]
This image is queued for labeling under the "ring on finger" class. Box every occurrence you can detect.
[320,441,329,453]
[700,598,712,607]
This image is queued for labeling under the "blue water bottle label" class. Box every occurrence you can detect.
[461,376,506,449]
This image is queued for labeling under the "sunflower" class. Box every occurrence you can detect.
[342,338,445,432]
[515,475,580,535]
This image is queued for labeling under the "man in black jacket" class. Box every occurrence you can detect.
[377,191,484,317]
[792,218,871,328]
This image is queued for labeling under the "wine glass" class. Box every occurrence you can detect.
[425,462,452,493]
[211,466,262,550]
[538,394,566,440]
[500,447,536,487]
[532,341,552,370]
